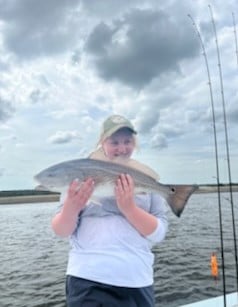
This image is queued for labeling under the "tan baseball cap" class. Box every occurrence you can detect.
[99,115,137,144]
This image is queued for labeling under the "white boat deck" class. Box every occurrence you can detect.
[179,292,238,307]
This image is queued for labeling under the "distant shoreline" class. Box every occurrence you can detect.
[0,190,60,205]
[0,184,237,205]
[0,194,60,205]
[0,195,60,205]
[196,184,238,194]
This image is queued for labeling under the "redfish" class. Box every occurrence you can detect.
[34,158,198,217]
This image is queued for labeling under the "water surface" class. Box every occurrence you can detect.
[1,193,237,306]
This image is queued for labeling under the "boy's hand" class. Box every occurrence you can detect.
[115,174,136,214]
[64,178,95,214]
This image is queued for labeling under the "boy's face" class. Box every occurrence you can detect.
[102,129,135,160]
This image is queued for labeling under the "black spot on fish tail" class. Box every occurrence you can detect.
[166,184,198,217]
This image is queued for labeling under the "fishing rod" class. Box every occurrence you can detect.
[187,14,227,307]
[232,12,238,66]
[208,4,238,298]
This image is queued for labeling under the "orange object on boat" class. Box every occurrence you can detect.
[210,252,218,278]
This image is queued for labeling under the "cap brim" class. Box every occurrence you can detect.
[103,125,136,140]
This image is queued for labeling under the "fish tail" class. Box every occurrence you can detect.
[166,185,198,217]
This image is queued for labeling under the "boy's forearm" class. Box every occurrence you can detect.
[123,205,158,236]
[51,208,79,237]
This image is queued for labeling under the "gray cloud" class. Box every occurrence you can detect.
[160,124,183,138]
[0,98,15,122]
[227,101,238,123]
[29,89,47,104]
[150,133,167,149]
[0,0,81,58]
[71,50,81,65]
[85,8,200,89]
[0,58,10,71]
[48,130,81,144]
[134,105,160,133]
[81,0,139,17]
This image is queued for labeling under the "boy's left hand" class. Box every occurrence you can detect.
[115,173,136,214]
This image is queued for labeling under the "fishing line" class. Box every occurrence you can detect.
[188,13,227,306]
[232,12,238,67]
[209,5,238,299]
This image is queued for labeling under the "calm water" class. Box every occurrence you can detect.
[0,193,238,307]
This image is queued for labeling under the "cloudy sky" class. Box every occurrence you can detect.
[0,0,237,190]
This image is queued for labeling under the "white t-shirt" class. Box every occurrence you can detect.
[66,193,168,287]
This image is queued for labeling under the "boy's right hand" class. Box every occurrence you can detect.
[64,178,95,214]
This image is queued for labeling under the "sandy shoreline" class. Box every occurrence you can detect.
[197,184,238,194]
[0,194,60,205]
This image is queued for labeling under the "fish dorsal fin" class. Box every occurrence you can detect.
[89,148,159,181]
